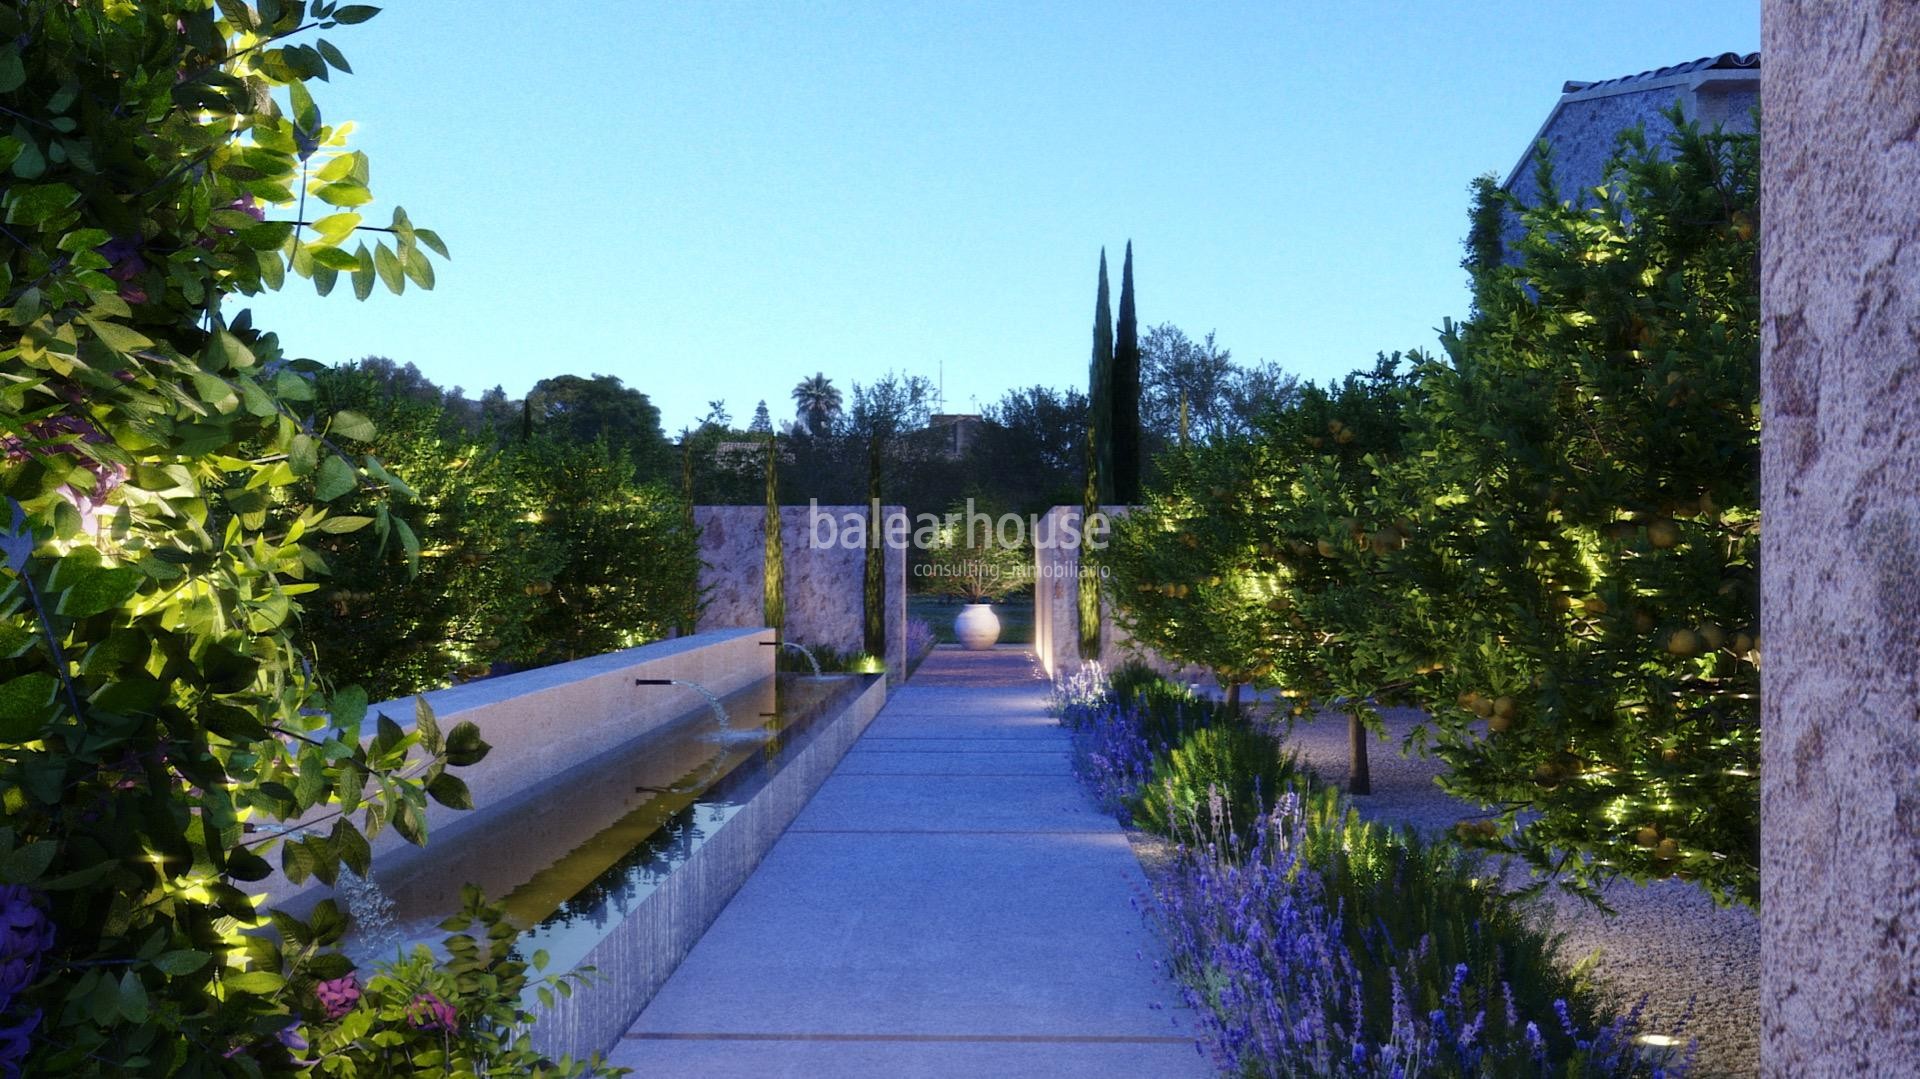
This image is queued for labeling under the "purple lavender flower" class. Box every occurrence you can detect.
[0,1008,39,1078]
[0,887,53,1007]
[406,992,457,1033]
[315,973,360,1020]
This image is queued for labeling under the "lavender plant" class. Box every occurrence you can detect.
[1149,792,1694,1077]
[1064,700,1157,821]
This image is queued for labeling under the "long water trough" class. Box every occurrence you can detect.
[263,629,888,1061]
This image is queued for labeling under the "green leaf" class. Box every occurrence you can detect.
[412,227,449,259]
[0,840,57,884]
[289,432,319,476]
[83,317,154,354]
[275,368,314,401]
[0,45,24,95]
[373,243,404,294]
[4,183,79,226]
[154,950,212,976]
[330,685,368,728]
[54,565,144,618]
[402,248,435,289]
[239,378,277,417]
[57,227,111,254]
[314,181,372,208]
[350,242,375,300]
[314,514,373,534]
[393,516,420,573]
[310,211,361,242]
[425,773,472,811]
[414,694,441,751]
[314,455,357,502]
[332,5,381,24]
[288,80,320,144]
[117,971,150,1024]
[316,38,353,74]
[9,132,44,180]
[332,820,372,876]
[191,370,240,413]
[310,245,362,271]
[444,721,489,767]
[330,409,376,442]
[203,330,256,371]
[223,970,285,995]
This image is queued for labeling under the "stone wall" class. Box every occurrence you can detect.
[1760,5,1920,1074]
[1031,505,1203,684]
[694,505,908,678]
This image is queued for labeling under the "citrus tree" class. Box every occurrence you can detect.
[0,3,613,1072]
[1385,117,1761,905]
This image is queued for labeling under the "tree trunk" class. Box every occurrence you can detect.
[1348,710,1371,795]
[1224,680,1242,716]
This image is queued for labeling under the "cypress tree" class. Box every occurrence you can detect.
[1078,421,1102,661]
[1112,240,1141,503]
[763,435,784,637]
[864,433,885,659]
[1089,249,1114,503]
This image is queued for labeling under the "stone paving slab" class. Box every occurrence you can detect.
[612,649,1208,1077]
[836,748,1071,776]
[609,1037,1206,1078]
[790,772,1108,833]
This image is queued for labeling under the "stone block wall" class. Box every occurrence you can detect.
[1760,4,1920,1074]
[1031,505,1202,683]
[694,505,908,679]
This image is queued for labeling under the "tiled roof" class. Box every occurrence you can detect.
[1562,51,1760,95]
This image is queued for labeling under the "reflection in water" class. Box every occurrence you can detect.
[340,674,865,974]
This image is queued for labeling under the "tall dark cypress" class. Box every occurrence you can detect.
[1088,249,1115,504]
[863,433,885,659]
[1111,241,1141,503]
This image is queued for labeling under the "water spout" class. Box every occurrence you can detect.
[761,639,821,677]
[635,677,730,728]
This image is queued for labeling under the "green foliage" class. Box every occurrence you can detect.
[1386,117,1760,904]
[292,886,620,1077]
[762,436,784,633]
[1109,118,1760,906]
[1111,240,1141,504]
[1461,172,1506,286]
[922,499,1028,603]
[524,374,671,482]
[1088,249,1114,505]
[863,434,884,656]
[303,366,536,699]
[1077,424,1101,659]
[509,438,697,668]
[0,3,613,1072]
[300,368,700,697]
[1133,720,1305,848]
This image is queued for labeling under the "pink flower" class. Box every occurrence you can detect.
[406,992,457,1033]
[315,973,360,1020]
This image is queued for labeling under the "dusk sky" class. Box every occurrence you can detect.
[243,2,1759,434]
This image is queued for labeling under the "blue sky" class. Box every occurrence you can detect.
[243,2,1758,434]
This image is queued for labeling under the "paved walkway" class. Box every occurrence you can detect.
[608,648,1209,1078]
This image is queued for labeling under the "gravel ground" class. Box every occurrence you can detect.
[1249,704,1761,1077]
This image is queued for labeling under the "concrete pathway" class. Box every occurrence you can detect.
[608,648,1209,1078]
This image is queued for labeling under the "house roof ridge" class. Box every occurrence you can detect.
[1561,51,1760,95]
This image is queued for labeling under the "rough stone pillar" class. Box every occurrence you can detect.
[1761,4,1920,1074]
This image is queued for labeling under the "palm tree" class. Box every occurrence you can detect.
[791,373,843,436]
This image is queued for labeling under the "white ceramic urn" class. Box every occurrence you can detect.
[954,603,1001,650]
